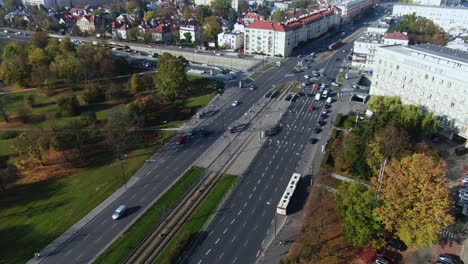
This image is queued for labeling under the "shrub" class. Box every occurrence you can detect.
[0,130,19,140]
[335,113,344,127]
[82,85,105,104]
[56,95,81,117]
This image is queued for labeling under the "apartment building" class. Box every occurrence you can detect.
[218,31,244,50]
[392,4,468,34]
[334,0,374,23]
[412,0,461,6]
[370,44,468,143]
[244,7,341,57]
[179,26,202,43]
[22,0,54,7]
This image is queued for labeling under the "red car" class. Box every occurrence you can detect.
[176,135,187,145]
[314,85,319,91]
[309,105,316,111]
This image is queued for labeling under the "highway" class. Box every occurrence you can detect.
[181,35,356,264]
[35,48,301,264]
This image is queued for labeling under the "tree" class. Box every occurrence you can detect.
[2,0,22,12]
[28,47,48,68]
[182,32,192,43]
[130,74,144,94]
[0,96,10,123]
[17,104,33,123]
[366,125,410,176]
[374,153,453,248]
[211,0,231,10]
[80,111,97,126]
[25,95,35,108]
[144,10,158,21]
[9,131,48,170]
[106,83,128,100]
[0,55,29,87]
[127,28,140,41]
[105,108,133,158]
[155,53,188,100]
[203,16,222,42]
[0,167,17,192]
[82,84,105,104]
[431,31,448,46]
[59,37,76,53]
[56,95,81,117]
[272,10,285,22]
[333,133,359,173]
[195,5,212,24]
[1,42,24,60]
[240,0,249,13]
[336,181,382,247]
[30,32,49,49]
[50,53,81,81]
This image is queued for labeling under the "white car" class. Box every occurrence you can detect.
[304,75,310,79]
[463,174,468,184]
[112,205,127,220]
[331,82,340,86]
[302,82,306,87]
[232,101,239,107]
[249,85,255,91]
[310,52,315,57]
[320,83,326,88]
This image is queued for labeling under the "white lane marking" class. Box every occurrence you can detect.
[257,179,261,184]
[231,219,236,224]
[268,160,272,165]
[251,208,256,215]
[75,253,83,261]
[130,194,137,200]
[237,210,242,216]
[248,194,252,200]
[256,250,261,257]
[232,257,238,263]
[64,249,73,256]
[243,202,247,207]
[265,166,269,170]
[243,239,249,247]
[152,185,157,191]
[262,238,266,246]
[253,186,256,191]
[144,184,149,189]
[206,249,211,255]
[232,235,237,242]
[272,154,276,159]
[223,228,228,234]
[197,260,202,264]
[111,222,118,229]
[221,216,226,222]
[95,235,103,242]
[215,238,220,244]
[208,230,214,237]
[219,252,225,260]
[84,234,90,240]
[261,172,265,177]
[261,210,266,216]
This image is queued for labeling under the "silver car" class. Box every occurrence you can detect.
[112,205,127,220]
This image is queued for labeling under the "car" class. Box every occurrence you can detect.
[249,85,256,91]
[455,146,468,156]
[320,73,326,77]
[313,72,320,77]
[463,174,468,184]
[112,205,127,220]
[176,134,188,145]
[232,101,239,107]
[376,250,399,263]
[437,254,460,264]
[313,127,321,133]
[331,82,340,86]
[309,138,319,144]
[335,58,341,61]
[285,94,293,101]
[374,256,394,264]
[353,85,360,89]
[297,54,302,58]
[304,75,310,79]
[302,82,307,87]
[317,120,325,126]
[310,52,315,57]
[321,83,326,88]
[322,109,328,115]
[309,105,316,111]
[387,238,407,251]
[304,65,309,69]
[264,91,273,98]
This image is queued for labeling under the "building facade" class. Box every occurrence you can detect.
[179,26,202,43]
[244,7,341,57]
[370,44,468,143]
[446,38,468,52]
[334,0,374,23]
[76,16,95,32]
[218,31,244,50]
[412,0,461,6]
[392,4,468,35]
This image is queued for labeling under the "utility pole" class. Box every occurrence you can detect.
[119,153,128,190]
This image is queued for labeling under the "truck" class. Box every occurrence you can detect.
[315,93,321,101]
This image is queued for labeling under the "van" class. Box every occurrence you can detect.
[315,93,321,101]
[322,90,328,98]
[326,97,332,105]
[112,205,127,220]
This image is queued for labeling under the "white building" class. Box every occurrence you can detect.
[412,0,461,6]
[244,7,341,57]
[334,0,375,23]
[352,31,409,70]
[22,0,54,7]
[370,44,468,143]
[179,26,202,43]
[76,16,95,32]
[218,31,244,50]
[392,4,468,35]
[446,38,468,52]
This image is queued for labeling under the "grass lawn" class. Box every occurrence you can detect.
[337,73,345,84]
[292,83,301,94]
[250,74,259,80]
[156,175,238,263]
[273,84,285,93]
[258,64,273,73]
[0,76,220,263]
[94,166,206,264]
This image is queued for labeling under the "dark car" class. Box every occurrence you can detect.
[309,138,319,144]
[387,238,407,251]
[437,254,460,264]
[455,146,468,156]
[317,120,325,126]
[285,94,293,101]
[376,250,400,263]
[264,90,273,98]
[313,127,321,134]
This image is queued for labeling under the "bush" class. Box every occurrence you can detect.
[56,95,81,117]
[335,113,344,127]
[106,84,128,100]
[343,114,356,129]
[0,130,19,140]
[82,85,105,104]
[80,111,97,126]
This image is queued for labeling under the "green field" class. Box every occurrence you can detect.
[156,175,238,264]
[94,167,206,264]
[0,76,220,264]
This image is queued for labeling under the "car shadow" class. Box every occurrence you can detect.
[124,205,141,218]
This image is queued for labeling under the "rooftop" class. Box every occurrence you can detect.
[356,32,385,43]
[384,32,408,40]
[394,3,468,10]
[410,43,468,63]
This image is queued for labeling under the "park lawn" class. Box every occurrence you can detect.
[0,140,8,156]
[0,131,175,264]
[156,175,238,264]
[94,166,206,264]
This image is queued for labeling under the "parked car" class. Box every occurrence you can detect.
[176,134,188,145]
[387,238,407,251]
[249,85,256,91]
[455,146,468,156]
[309,105,316,111]
[309,138,319,144]
[437,254,460,264]
[462,174,468,184]
[232,100,239,106]
[331,82,340,86]
[374,256,394,264]
[112,205,127,220]
[376,250,399,263]
[317,120,325,126]
[313,127,321,133]
[304,75,310,79]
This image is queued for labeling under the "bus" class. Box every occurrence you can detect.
[328,40,342,50]
[276,173,301,215]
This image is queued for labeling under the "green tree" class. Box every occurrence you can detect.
[28,47,48,68]
[59,37,76,53]
[82,84,105,104]
[239,1,249,13]
[0,96,10,123]
[127,28,140,41]
[203,16,222,42]
[1,42,24,60]
[0,55,29,87]
[155,53,188,100]
[44,38,61,60]
[130,74,144,94]
[374,153,453,248]
[30,32,49,49]
[105,108,133,158]
[2,0,22,12]
[25,95,35,108]
[183,32,192,43]
[9,130,48,170]
[80,111,97,126]
[336,181,382,247]
[333,133,359,173]
[272,10,285,22]
[56,95,81,117]
[50,53,81,81]
[195,5,212,24]
[211,0,231,9]
[144,10,158,21]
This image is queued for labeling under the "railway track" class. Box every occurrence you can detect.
[123,90,277,264]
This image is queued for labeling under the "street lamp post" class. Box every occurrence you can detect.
[119,154,128,190]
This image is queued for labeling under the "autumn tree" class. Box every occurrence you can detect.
[56,95,81,117]
[272,10,285,22]
[367,125,410,176]
[0,55,29,87]
[203,16,223,42]
[30,32,49,49]
[9,130,48,170]
[59,37,76,53]
[1,41,25,60]
[195,5,212,24]
[130,73,144,94]
[336,181,382,247]
[2,0,22,12]
[374,153,453,248]
[239,1,249,13]
[155,53,188,100]
[105,108,133,158]
[333,133,359,173]
[144,10,158,21]
[82,84,105,104]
